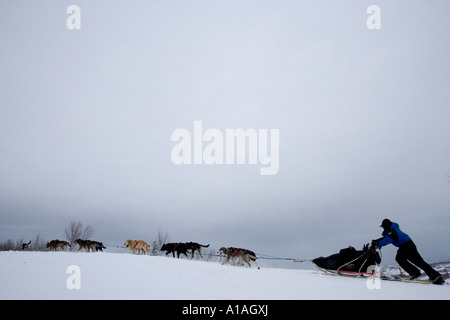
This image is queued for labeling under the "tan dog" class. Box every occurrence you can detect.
[134,240,150,255]
[124,240,150,255]
[124,240,138,254]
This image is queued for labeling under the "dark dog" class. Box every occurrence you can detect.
[90,241,106,252]
[161,243,189,258]
[74,239,105,252]
[47,240,71,251]
[185,242,210,259]
[161,242,210,259]
[75,239,91,252]
[21,241,31,250]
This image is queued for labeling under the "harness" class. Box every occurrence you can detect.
[169,243,179,250]
[231,248,254,257]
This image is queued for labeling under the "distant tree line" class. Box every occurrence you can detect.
[0,234,47,251]
[0,221,94,251]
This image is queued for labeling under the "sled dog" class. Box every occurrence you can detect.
[161,242,210,259]
[21,241,31,250]
[90,240,106,252]
[219,247,259,268]
[47,240,71,251]
[185,242,210,259]
[124,240,150,255]
[161,242,189,258]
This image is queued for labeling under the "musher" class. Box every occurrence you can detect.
[372,219,444,285]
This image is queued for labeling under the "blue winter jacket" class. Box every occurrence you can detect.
[376,222,412,248]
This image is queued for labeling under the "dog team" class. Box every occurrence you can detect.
[40,239,259,268]
[127,241,258,268]
[45,239,106,252]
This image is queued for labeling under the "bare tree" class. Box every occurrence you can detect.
[64,221,94,247]
[30,234,47,251]
[15,237,25,250]
[156,228,169,248]
[152,228,169,255]
[0,239,17,251]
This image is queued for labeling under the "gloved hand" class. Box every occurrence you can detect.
[371,240,378,249]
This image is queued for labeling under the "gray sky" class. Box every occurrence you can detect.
[1,1,449,265]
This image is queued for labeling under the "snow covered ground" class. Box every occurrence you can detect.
[0,251,448,300]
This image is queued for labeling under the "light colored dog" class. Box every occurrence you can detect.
[124,240,150,255]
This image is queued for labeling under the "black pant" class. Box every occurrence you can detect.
[395,240,440,279]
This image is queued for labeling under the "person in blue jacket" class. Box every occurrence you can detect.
[373,219,444,285]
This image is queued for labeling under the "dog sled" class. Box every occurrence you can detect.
[311,245,381,276]
[308,245,434,284]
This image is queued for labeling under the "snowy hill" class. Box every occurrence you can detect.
[0,251,449,300]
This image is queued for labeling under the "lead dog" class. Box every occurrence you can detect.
[21,241,31,250]
[219,247,259,269]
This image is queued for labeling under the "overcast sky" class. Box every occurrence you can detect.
[1,1,449,266]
